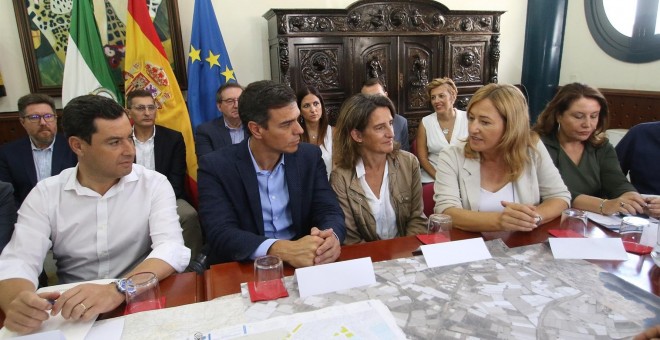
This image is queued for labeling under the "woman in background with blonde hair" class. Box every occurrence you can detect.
[331,94,426,244]
[434,84,570,232]
[416,77,468,183]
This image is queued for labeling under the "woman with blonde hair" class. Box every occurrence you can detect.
[297,86,333,177]
[416,77,469,183]
[331,94,426,244]
[533,83,645,215]
[434,84,570,232]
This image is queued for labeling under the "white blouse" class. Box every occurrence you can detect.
[420,109,468,183]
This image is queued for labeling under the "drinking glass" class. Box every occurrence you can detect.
[254,255,284,297]
[125,272,163,314]
[427,214,452,239]
[560,208,588,236]
[620,216,649,244]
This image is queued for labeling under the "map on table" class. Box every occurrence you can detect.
[236,239,658,340]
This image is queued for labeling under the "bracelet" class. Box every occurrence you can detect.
[599,199,607,215]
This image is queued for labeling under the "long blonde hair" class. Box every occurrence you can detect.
[465,84,537,181]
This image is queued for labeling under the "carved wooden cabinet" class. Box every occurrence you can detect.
[264,0,503,140]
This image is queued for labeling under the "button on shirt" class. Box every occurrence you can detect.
[356,159,397,239]
[225,120,245,145]
[133,126,156,170]
[30,136,55,182]
[0,164,190,286]
[248,139,294,259]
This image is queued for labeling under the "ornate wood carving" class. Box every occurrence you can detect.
[490,35,501,84]
[452,45,483,84]
[264,0,504,141]
[300,48,341,90]
[278,38,291,87]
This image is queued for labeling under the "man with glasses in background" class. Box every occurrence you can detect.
[0,93,77,208]
[126,90,203,259]
[195,83,246,160]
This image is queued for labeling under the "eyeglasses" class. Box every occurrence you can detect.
[220,98,239,105]
[132,105,157,112]
[22,113,56,123]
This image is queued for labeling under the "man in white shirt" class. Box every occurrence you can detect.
[126,89,203,259]
[0,95,190,334]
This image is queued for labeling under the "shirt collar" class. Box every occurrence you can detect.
[224,119,242,130]
[355,158,366,179]
[132,126,156,143]
[247,137,285,173]
[64,163,139,197]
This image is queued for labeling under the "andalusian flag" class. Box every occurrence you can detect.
[62,0,121,106]
[124,0,198,203]
[187,0,237,130]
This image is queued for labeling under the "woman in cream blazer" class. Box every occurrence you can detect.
[433,84,571,232]
[331,94,427,244]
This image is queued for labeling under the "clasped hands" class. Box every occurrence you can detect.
[268,227,340,268]
[497,201,541,232]
[5,283,124,334]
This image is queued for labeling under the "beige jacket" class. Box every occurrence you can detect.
[330,151,427,244]
[433,140,571,213]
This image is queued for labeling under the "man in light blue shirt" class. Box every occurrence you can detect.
[198,80,346,267]
[0,94,77,207]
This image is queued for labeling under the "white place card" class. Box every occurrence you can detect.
[549,238,628,260]
[295,257,376,298]
[421,238,492,268]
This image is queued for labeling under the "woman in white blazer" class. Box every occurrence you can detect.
[433,84,571,232]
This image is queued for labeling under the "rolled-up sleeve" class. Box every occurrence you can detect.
[146,176,191,273]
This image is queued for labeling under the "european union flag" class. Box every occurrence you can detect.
[187,0,237,130]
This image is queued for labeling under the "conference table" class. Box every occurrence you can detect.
[0,271,205,328]
[204,217,660,299]
[1,217,658,332]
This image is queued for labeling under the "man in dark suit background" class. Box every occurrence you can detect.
[194,83,247,160]
[126,90,203,259]
[361,78,410,151]
[198,80,346,267]
[0,93,77,207]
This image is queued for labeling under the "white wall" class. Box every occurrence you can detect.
[4,1,659,114]
[0,0,526,113]
[559,0,660,90]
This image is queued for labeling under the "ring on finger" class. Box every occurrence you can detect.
[620,201,626,208]
[78,302,87,312]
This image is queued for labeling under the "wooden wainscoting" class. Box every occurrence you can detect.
[0,113,25,146]
[601,88,660,129]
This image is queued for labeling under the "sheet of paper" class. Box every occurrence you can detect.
[208,300,405,339]
[421,238,492,268]
[586,212,622,230]
[295,257,375,298]
[0,279,116,340]
[85,317,124,340]
[549,238,628,260]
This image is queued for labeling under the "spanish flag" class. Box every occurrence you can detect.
[124,0,198,204]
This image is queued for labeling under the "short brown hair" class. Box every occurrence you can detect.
[125,89,155,108]
[426,77,458,100]
[215,82,243,103]
[334,94,399,169]
[17,93,55,117]
[533,83,609,147]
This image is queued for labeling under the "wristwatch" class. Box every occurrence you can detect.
[114,278,129,294]
[534,215,543,226]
